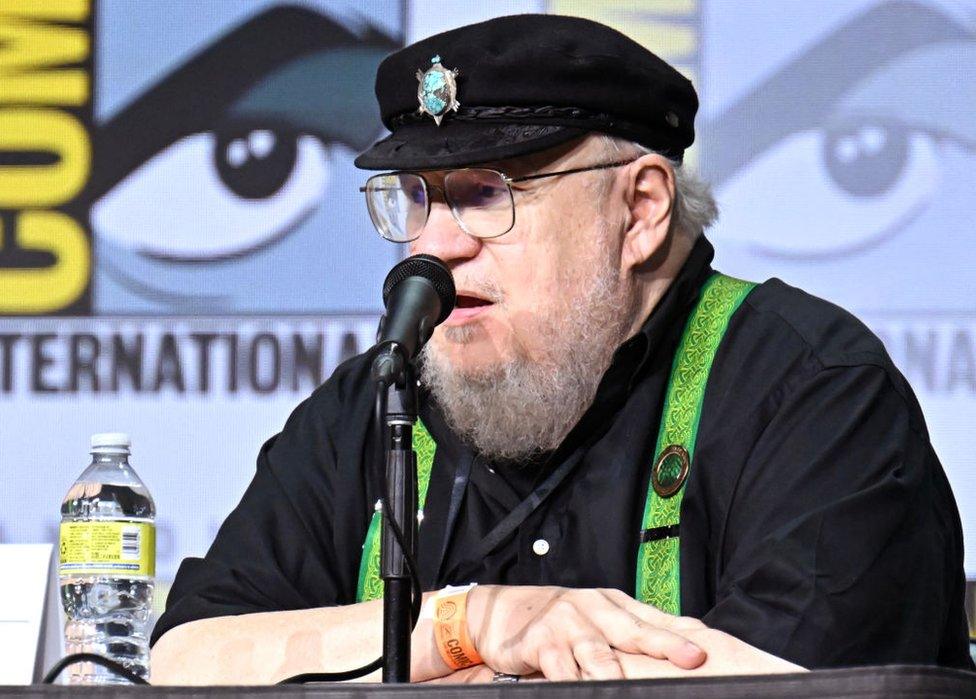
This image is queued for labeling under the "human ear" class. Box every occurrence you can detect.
[621,154,675,272]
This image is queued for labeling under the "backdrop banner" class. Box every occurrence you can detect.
[1,2,973,632]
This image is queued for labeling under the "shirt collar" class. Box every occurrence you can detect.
[611,234,716,383]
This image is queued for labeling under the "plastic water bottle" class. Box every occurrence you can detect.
[58,433,155,684]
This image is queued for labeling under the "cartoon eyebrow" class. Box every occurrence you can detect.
[701,1,971,186]
[833,42,976,150]
[89,5,398,199]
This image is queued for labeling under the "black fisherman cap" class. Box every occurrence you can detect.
[355,14,698,170]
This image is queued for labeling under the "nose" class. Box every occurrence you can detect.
[409,200,482,263]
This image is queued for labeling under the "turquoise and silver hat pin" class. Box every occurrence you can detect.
[416,55,459,126]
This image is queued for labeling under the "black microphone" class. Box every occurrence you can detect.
[371,254,455,384]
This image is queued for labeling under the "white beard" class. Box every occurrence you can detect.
[419,236,637,462]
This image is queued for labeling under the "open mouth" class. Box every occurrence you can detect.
[446,293,494,324]
[456,294,492,309]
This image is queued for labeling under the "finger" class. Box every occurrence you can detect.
[536,645,581,682]
[568,588,678,636]
[541,595,625,680]
[600,588,709,642]
[589,591,705,668]
[571,635,625,680]
[490,621,561,677]
[670,615,709,632]
[616,618,706,669]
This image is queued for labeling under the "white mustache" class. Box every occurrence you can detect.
[453,277,505,304]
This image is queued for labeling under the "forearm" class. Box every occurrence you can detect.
[151,584,790,685]
[151,595,452,685]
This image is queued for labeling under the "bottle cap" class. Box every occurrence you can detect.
[90,432,131,451]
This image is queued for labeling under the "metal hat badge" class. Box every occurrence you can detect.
[416,55,459,126]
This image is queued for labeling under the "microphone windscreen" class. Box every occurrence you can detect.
[382,254,456,324]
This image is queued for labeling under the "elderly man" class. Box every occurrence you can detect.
[151,15,972,684]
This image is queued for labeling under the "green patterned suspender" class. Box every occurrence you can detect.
[356,421,437,602]
[357,273,755,607]
[635,273,755,614]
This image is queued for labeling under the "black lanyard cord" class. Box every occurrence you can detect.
[439,448,586,582]
[434,451,474,581]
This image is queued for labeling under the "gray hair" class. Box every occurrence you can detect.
[598,135,718,241]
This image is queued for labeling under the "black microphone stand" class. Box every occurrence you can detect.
[375,346,418,683]
[369,253,453,683]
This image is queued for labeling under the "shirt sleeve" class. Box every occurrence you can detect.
[702,363,971,668]
[151,380,370,646]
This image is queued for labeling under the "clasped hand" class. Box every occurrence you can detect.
[419,585,804,683]
[426,585,707,682]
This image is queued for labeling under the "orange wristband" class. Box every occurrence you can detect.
[433,586,483,670]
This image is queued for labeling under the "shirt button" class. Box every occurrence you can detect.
[532,539,550,556]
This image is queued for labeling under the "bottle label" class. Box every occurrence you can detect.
[59,521,155,577]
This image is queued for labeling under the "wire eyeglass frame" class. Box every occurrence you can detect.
[359,158,638,242]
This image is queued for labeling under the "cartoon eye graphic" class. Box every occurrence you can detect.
[92,125,331,261]
[823,122,914,198]
[703,3,975,263]
[216,127,299,200]
[715,120,939,259]
[85,6,397,310]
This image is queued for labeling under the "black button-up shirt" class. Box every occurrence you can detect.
[153,237,972,669]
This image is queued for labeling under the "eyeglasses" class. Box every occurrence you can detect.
[359,159,637,242]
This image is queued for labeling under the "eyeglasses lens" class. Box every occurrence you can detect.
[445,169,514,238]
[365,173,428,242]
[365,169,515,241]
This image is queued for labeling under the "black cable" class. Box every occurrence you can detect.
[42,652,149,685]
[278,656,384,684]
